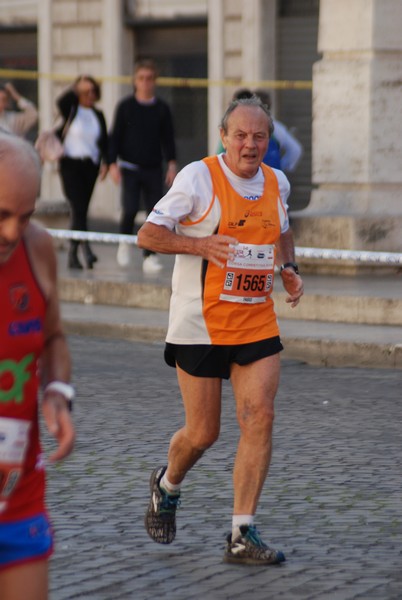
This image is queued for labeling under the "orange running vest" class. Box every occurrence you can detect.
[202,155,284,345]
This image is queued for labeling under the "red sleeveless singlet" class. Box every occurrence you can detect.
[0,238,47,522]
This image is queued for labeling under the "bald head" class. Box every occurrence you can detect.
[0,133,41,192]
[0,134,42,263]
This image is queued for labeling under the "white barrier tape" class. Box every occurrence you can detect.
[295,246,402,265]
[48,229,138,245]
[47,229,402,265]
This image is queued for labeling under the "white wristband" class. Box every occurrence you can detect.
[44,381,75,400]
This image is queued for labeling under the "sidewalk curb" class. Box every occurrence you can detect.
[282,337,402,369]
[59,278,171,311]
[63,319,166,343]
[59,276,402,326]
[62,318,402,369]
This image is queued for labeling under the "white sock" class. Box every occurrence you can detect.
[232,515,254,540]
[160,473,181,495]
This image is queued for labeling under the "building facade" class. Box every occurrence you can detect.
[0,0,401,251]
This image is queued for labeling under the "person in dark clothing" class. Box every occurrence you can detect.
[108,58,177,273]
[57,75,109,270]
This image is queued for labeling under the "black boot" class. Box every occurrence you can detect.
[82,241,98,269]
[68,241,83,270]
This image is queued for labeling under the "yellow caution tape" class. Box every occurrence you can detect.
[0,68,313,90]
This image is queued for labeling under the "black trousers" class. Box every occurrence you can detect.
[120,165,163,233]
[59,157,99,233]
[120,166,163,257]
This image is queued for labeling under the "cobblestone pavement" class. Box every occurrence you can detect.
[45,336,402,600]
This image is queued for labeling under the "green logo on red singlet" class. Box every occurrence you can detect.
[0,353,34,404]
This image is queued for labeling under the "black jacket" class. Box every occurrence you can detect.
[56,90,108,164]
[108,95,176,167]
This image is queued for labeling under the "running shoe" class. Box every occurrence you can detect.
[223,525,286,565]
[142,255,163,274]
[116,242,130,267]
[144,466,180,544]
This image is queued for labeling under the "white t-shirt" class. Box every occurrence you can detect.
[63,106,101,164]
[148,153,290,233]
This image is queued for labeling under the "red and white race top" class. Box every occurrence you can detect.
[0,239,47,522]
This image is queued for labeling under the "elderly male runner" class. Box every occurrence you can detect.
[0,134,75,599]
[138,96,303,565]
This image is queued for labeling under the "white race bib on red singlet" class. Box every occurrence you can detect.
[0,417,31,513]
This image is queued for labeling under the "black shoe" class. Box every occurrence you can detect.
[68,248,83,270]
[223,525,286,565]
[144,466,180,544]
[82,243,98,269]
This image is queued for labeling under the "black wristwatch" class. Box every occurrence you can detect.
[280,262,299,275]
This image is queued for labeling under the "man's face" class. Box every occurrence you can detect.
[220,105,270,179]
[133,68,156,98]
[0,162,37,264]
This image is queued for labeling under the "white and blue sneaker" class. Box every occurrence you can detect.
[224,525,286,565]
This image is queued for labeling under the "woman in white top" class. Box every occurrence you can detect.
[57,76,108,269]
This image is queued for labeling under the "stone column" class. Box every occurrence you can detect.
[207,0,224,155]
[207,0,277,154]
[89,0,126,221]
[292,0,402,252]
[37,0,60,204]
[37,0,127,222]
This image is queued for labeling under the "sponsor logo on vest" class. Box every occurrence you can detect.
[8,318,42,337]
[9,284,30,312]
[0,353,34,404]
[244,210,263,217]
[228,219,246,228]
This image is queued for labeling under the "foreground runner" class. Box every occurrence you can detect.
[0,134,75,599]
[138,96,304,565]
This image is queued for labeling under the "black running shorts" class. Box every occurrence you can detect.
[164,337,283,380]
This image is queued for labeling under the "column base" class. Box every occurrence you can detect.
[290,213,402,275]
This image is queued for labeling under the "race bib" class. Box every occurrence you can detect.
[0,417,31,512]
[220,243,275,304]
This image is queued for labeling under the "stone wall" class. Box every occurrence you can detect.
[127,0,207,19]
[0,0,37,25]
[293,0,402,252]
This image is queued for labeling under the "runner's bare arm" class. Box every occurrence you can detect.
[27,225,75,461]
[276,228,304,308]
[138,222,238,269]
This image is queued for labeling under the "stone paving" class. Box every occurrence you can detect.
[44,335,402,600]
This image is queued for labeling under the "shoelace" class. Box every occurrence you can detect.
[160,492,181,513]
[244,526,267,548]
